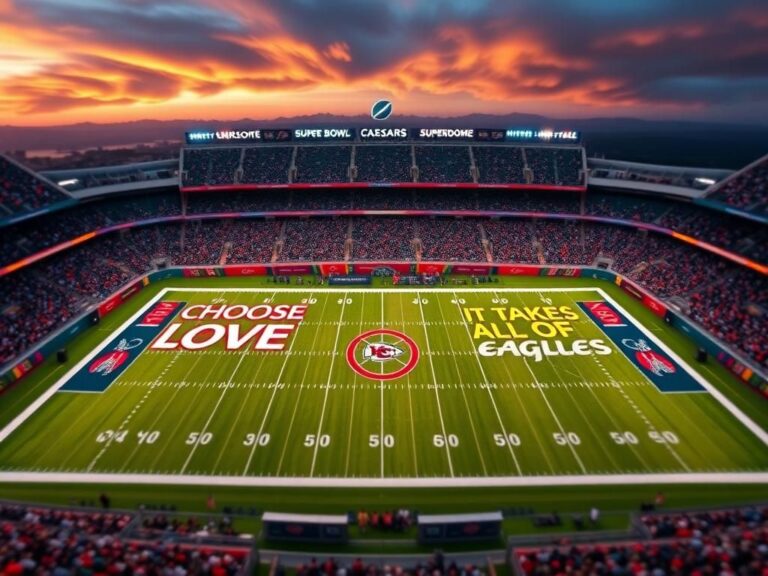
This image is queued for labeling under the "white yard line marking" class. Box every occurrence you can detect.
[596,288,768,448]
[416,296,454,477]
[179,338,253,474]
[343,293,365,477]
[502,291,588,474]
[435,295,488,476]
[380,291,385,478]
[398,293,419,476]
[242,293,313,476]
[451,292,522,476]
[309,292,349,477]
[276,293,330,475]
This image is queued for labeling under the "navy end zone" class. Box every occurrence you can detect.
[60,301,185,393]
[578,301,705,393]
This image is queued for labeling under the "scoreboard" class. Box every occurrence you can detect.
[185,127,581,145]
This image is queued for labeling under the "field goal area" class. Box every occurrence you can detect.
[0,285,766,488]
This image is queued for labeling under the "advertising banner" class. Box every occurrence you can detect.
[328,275,372,285]
[317,262,349,276]
[223,265,269,277]
[539,267,581,277]
[60,301,185,393]
[183,267,223,278]
[451,264,492,275]
[352,262,412,275]
[496,264,541,276]
[271,264,314,275]
[578,300,704,393]
[416,262,449,275]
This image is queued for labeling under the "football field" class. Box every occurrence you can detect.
[0,285,766,487]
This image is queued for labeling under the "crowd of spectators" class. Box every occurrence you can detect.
[415,146,471,183]
[290,554,482,576]
[0,192,181,267]
[182,148,240,187]
[552,148,584,186]
[516,506,768,575]
[294,146,351,184]
[709,154,768,213]
[354,146,412,183]
[0,155,70,216]
[524,148,558,185]
[350,217,415,260]
[137,514,238,538]
[2,212,766,367]
[280,218,347,261]
[641,506,767,539]
[225,220,281,263]
[240,147,292,184]
[418,218,485,261]
[0,516,248,575]
[473,146,526,184]
[484,219,538,263]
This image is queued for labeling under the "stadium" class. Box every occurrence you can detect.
[1,0,767,573]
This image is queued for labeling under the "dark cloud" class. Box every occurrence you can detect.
[1,0,767,120]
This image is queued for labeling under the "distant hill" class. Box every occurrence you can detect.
[1,114,766,169]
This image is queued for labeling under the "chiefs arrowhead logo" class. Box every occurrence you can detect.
[347,329,419,381]
[363,343,404,362]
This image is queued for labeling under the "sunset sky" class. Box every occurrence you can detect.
[1,0,767,126]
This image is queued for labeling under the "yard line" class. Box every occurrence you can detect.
[343,292,366,477]
[379,291,385,478]
[592,354,691,472]
[276,293,332,475]
[450,292,522,476]
[398,294,419,476]
[416,295,454,477]
[242,292,314,476]
[309,292,349,477]
[180,337,253,474]
[501,291,588,474]
[436,295,488,476]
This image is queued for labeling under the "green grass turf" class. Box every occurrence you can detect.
[0,276,766,514]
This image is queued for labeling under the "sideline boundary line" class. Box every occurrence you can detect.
[597,288,768,447]
[0,288,170,443]
[0,471,765,487]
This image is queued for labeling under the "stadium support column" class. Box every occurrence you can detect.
[289,146,298,183]
[350,145,357,182]
[411,145,418,182]
[468,145,478,183]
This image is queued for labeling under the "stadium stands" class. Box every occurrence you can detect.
[418,218,485,261]
[293,146,351,183]
[474,146,526,184]
[350,217,415,260]
[354,145,412,182]
[709,154,768,213]
[0,504,250,576]
[0,155,70,217]
[515,507,768,575]
[415,146,471,183]
[2,215,766,368]
[280,218,347,261]
[182,148,240,187]
[240,147,292,184]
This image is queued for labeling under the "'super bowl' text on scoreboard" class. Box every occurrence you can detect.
[184,127,582,145]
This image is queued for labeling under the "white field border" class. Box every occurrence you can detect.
[596,287,768,448]
[0,285,766,488]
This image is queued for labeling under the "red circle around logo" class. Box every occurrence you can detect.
[635,350,676,374]
[346,329,420,381]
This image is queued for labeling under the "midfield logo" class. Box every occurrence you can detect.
[346,329,419,381]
